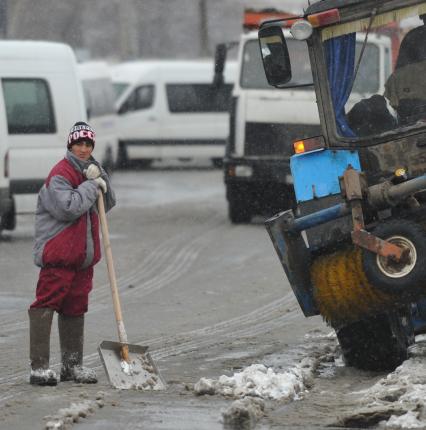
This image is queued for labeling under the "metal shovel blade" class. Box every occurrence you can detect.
[98,340,167,390]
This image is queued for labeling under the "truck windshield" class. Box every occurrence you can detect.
[323,4,426,139]
[241,38,312,89]
[113,82,129,100]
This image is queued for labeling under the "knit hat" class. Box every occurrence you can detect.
[67,121,96,149]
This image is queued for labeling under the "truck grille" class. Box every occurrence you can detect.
[245,122,321,156]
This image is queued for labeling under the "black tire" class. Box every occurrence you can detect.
[228,197,251,224]
[117,142,129,169]
[336,311,413,371]
[362,219,426,295]
[102,146,114,175]
[0,199,16,231]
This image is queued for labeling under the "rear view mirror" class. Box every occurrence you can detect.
[258,25,292,87]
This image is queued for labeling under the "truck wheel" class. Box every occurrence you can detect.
[228,198,251,224]
[336,311,412,371]
[117,142,129,169]
[362,220,426,295]
[0,200,16,231]
[102,146,114,175]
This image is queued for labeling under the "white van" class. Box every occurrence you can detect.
[111,60,237,168]
[77,61,118,173]
[0,40,87,230]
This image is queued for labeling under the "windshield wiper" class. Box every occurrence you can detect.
[348,7,378,94]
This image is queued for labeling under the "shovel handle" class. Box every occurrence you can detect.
[97,191,130,359]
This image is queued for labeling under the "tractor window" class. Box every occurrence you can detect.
[241,38,312,89]
[323,6,426,139]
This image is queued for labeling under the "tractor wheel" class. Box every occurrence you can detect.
[362,220,426,295]
[335,311,413,371]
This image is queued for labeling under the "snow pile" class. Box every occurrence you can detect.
[222,396,265,429]
[44,391,105,430]
[338,340,426,429]
[386,411,425,429]
[195,356,318,401]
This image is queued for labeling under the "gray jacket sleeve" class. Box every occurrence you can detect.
[42,175,99,222]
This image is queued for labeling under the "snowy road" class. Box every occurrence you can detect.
[1,165,426,430]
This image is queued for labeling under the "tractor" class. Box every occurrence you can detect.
[259,0,426,370]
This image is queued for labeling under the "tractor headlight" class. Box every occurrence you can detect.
[290,20,313,40]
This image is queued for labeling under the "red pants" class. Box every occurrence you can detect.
[30,266,94,316]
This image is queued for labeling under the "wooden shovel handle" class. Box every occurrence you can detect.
[97,191,129,359]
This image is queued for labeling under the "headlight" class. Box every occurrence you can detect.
[235,165,253,177]
[290,20,313,41]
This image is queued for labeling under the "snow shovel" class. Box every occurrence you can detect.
[97,191,166,390]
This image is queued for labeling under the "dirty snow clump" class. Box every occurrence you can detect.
[384,410,425,429]
[338,338,426,429]
[195,357,318,401]
[222,396,265,428]
[44,391,105,430]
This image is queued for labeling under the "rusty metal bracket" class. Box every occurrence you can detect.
[340,166,407,263]
[351,229,409,262]
[340,166,368,231]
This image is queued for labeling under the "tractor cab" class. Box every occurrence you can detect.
[260,0,426,184]
[258,0,426,371]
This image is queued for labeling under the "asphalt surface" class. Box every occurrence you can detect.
[0,162,398,430]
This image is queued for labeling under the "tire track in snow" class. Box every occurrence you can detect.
[0,217,222,335]
[0,293,298,391]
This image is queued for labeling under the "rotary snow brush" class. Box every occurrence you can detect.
[311,246,397,325]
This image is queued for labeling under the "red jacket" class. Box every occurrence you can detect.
[33,152,115,269]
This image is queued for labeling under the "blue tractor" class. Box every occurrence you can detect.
[259,0,426,370]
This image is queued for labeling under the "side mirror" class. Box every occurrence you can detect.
[213,43,227,87]
[258,25,292,88]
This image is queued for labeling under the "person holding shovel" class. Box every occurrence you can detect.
[29,121,116,386]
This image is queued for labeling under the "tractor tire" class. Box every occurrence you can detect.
[362,219,426,295]
[336,311,413,371]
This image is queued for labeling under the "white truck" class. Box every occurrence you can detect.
[223,12,393,223]
[0,41,87,231]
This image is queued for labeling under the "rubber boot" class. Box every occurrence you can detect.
[29,308,58,386]
[58,314,97,383]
